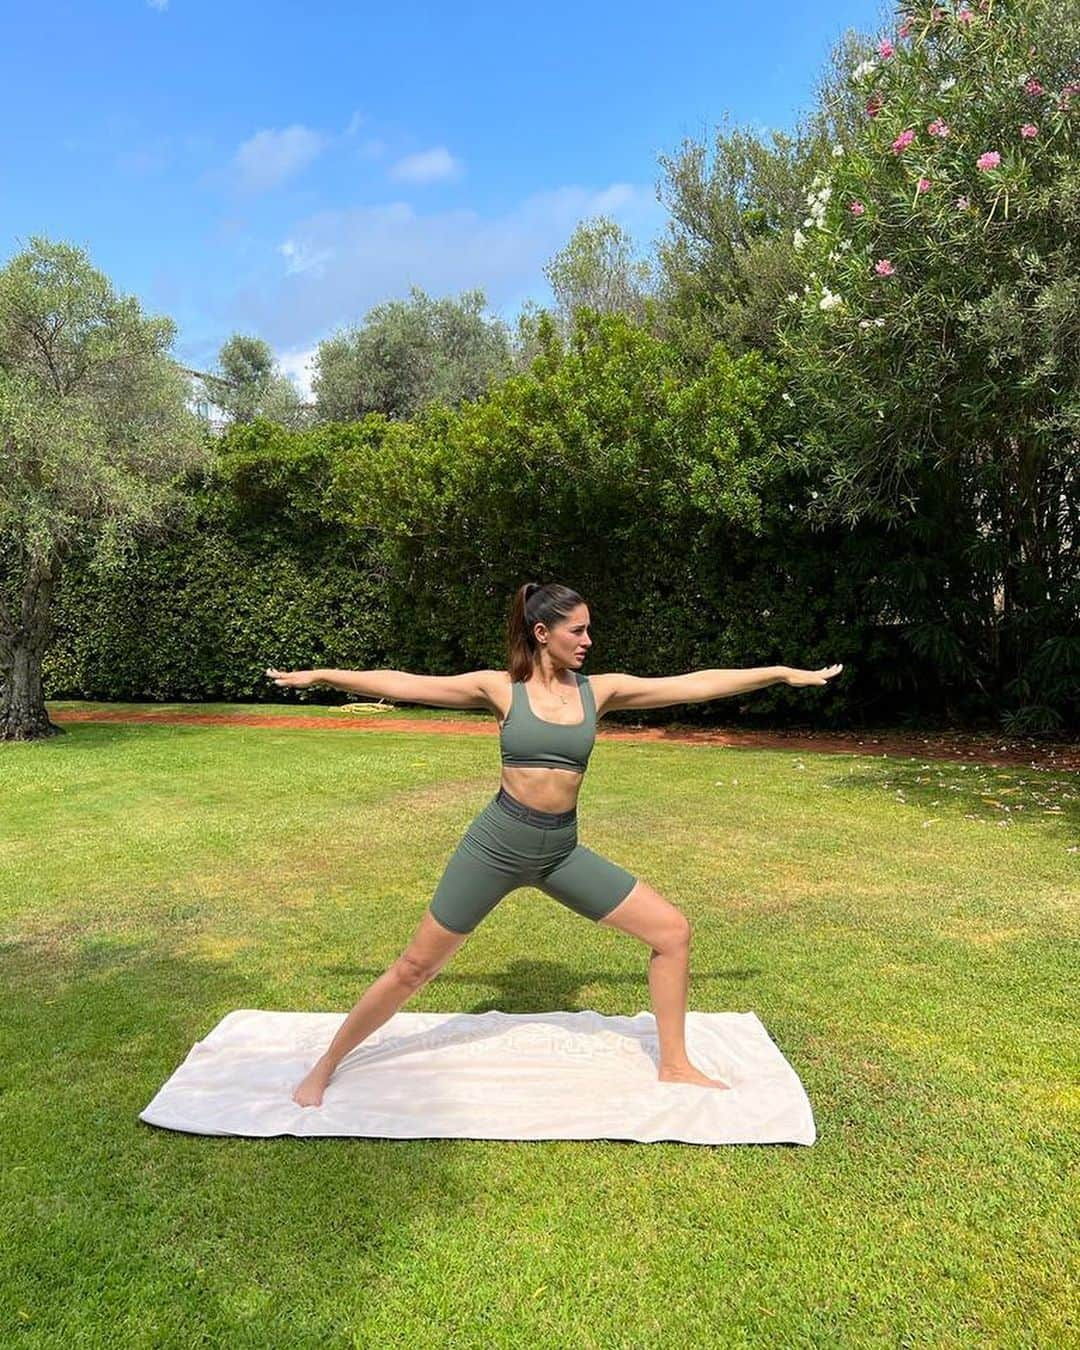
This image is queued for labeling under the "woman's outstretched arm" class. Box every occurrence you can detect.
[264,667,497,710]
[597,664,843,713]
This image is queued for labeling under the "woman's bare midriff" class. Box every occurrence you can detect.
[498,764,583,815]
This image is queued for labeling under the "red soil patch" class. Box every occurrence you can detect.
[48,708,1079,771]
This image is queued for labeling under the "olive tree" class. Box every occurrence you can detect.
[0,236,209,740]
[311,286,513,422]
[200,333,310,430]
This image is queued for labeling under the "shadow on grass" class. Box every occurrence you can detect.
[826,761,1079,842]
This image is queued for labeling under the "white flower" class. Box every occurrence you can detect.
[939,76,957,92]
[874,316,885,326]
[819,288,844,311]
[781,392,794,405]
[838,238,852,252]
[803,216,815,227]
[853,59,878,81]
[832,143,845,157]
[785,293,799,303]
[793,229,806,252]
[859,318,873,328]
[805,183,832,214]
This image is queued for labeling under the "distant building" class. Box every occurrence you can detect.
[181,364,231,436]
[179,363,315,434]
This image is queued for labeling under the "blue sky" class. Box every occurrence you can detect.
[4,0,888,399]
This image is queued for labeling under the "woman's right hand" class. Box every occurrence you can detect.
[265,667,321,689]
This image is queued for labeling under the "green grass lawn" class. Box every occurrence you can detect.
[2,706,1077,1347]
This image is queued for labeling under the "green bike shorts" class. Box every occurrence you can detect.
[428,787,638,935]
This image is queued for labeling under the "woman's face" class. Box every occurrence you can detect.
[535,603,592,669]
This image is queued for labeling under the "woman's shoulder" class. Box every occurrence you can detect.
[480,670,514,721]
[585,671,618,716]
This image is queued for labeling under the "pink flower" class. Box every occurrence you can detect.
[898,20,911,38]
[976,150,1001,171]
[955,195,970,209]
[928,117,951,138]
[866,92,884,118]
[849,200,866,215]
[878,37,895,58]
[1020,123,1038,138]
[916,177,932,193]
[957,7,974,22]
[891,128,916,154]
[874,259,895,276]
[1025,78,1044,96]
[931,6,944,19]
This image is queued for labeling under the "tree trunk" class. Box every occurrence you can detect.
[0,640,63,740]
[0,552,64,742]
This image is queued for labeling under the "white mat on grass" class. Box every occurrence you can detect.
[139,1008,816,1146]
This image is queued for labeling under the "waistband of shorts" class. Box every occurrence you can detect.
[494,786,576,828]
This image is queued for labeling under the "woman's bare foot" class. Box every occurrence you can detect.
[292,1061,334,1107]
[657,1061,731,1089]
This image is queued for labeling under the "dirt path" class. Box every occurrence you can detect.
[48,707,1079,772]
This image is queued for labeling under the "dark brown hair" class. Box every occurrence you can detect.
[506,581,586,683]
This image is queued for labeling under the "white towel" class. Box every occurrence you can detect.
[139,1008,816,1146]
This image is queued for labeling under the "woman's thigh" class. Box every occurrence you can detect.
[536,842,638,924]
[426,829,527,936]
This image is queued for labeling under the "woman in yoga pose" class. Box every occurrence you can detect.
[266,581,842,1107]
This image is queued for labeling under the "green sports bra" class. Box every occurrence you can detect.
[499,672,597,774]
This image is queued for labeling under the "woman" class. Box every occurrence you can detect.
[266,581,842,1107]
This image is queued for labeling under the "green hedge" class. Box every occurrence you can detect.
[44,315,1068,730]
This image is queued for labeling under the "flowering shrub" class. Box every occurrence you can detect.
[776,0,1079,730]
[781,0,1076,335]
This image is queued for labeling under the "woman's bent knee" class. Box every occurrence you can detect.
[649,911,691,953]
[665,912,692,948]
[598,880,690,950]
[661,912,696,955]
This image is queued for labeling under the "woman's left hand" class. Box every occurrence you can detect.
[784,664,844,687]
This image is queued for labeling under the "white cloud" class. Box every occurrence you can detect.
[217,181,668,349]
[388,147,462,184]
[275,345,320,401]
[278,238,335,277]
[231,124,326,193]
